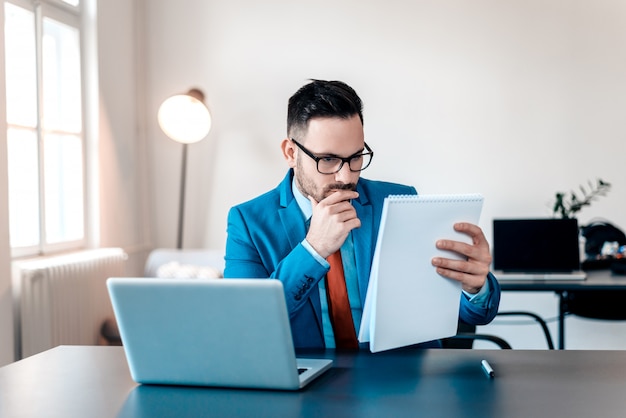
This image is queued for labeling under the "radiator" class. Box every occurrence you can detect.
[13,248,128,359]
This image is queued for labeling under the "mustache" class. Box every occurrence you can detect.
[325,183,357,192]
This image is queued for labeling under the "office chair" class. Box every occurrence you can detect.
[442,311,556,350]
[495,311,555,349]
[441,321,512,349]
[562,290,626,320]
[555,290,626,349]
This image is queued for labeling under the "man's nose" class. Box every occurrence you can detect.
[334,161,353,182]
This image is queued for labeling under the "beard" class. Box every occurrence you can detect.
[294,156,357,202]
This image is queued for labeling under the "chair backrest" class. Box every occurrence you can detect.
[441,322,512,349]
[564,290,626,320]
[442,311,556,350]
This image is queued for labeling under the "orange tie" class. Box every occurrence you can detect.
[326,250,359,349]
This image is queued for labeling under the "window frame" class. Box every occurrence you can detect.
[5,0,86,258]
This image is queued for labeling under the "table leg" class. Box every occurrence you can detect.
[558,291,566,350]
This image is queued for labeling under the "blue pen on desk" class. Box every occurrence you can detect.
[481,359,495,378]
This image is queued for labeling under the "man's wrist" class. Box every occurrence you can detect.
[301,239,330,268]
[463,277,491,306]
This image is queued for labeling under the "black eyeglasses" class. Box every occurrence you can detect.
[291,139,374,174]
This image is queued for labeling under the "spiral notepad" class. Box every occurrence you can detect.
[358,193,484,352]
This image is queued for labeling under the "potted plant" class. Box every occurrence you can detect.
[552,179,611,219]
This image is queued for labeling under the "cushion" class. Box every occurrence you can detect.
[155,261,223,279]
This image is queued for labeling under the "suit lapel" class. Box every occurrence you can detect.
[278,199,307,248]
[278,170,307,248]
[353,184,374,305]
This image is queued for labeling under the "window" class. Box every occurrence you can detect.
[4,0,84,257]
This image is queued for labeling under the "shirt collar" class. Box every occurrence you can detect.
[291,177,313,221]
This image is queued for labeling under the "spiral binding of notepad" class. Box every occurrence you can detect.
[385,193,484,203]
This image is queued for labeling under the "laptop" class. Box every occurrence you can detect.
[493,218,586,281]
[106,278,332,390]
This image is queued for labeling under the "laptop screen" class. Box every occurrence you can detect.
[107,278,332,390]
[493,218,581,273]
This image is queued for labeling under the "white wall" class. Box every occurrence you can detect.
[97,0,151,268]
[145,0,626,349]
[146,0,626,250]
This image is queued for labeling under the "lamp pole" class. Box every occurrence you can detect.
[157,88,212,249]
[177,143,188,249]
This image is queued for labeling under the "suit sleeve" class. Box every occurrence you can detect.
[224,206,328,317]
[458,272,501,325]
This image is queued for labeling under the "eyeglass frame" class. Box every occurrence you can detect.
[290,138,374,174]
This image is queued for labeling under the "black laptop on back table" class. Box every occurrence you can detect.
[493,218,586,281]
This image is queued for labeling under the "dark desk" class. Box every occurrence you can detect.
[2,346,626,417]
[499,269,626,349]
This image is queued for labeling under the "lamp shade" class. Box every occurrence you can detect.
[158,89,212,144]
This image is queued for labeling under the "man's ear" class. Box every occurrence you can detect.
[281,138,297,168]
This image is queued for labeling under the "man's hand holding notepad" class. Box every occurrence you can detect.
[358,193,484,352]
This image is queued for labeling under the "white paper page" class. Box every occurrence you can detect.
[358,200,389,343]
[360,193,484,352]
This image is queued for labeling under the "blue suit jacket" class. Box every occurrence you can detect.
[225,170,501,349]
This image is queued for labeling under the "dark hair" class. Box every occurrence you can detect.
[287,79,363,139]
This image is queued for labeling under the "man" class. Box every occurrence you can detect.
[225,79,500,349]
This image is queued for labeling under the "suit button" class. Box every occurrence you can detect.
[295,294,302,301]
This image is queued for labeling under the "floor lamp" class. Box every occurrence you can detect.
[157,88,212,249]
